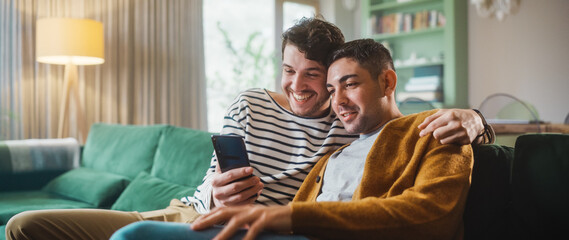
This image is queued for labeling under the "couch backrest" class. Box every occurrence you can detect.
[82,123,167,179]
[464,134,569,239]
[151,125,214,187]
[463,144,514,240]
[109,125,215,212]
[510,133,569,239]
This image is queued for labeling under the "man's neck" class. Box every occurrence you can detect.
[361,108,404,135]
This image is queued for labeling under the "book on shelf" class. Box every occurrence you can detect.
[369,9,445,35]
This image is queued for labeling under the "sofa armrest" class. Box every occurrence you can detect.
[464,144,514,240]
[0,138,80,191]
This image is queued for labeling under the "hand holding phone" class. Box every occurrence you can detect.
[211,135,262,207]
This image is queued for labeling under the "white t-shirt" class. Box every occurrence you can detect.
[317,127,382,202]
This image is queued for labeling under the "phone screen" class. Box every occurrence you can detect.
[211,135,250,172]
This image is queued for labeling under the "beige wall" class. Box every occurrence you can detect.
[334,0,569,123]
[468,0,569,123]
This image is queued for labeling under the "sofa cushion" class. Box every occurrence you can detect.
[111,172,194,212]
[151,126,214,186]
[82,123,167,179]
[463,144,514,240]
[510,134,569,239]
[0,191,94,225]
[43,167,130,208]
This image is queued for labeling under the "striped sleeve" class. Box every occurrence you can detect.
[182,92,247,214]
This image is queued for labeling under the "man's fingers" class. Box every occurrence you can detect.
[431,123,454,140]
[192,208,226,230]
[438,133,470,145]
[212,173,263,208]
[418,109,443,130]
[213,167,254,186]
[420,114,452,137]
[219,181,263,207]
[432,122,470,145]
[244,215,267,240]
[214,209,256,240]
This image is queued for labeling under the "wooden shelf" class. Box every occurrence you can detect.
[395,60,444,70]
[370,0,440,11]
[491,124,569,134]
[371,27,444,40]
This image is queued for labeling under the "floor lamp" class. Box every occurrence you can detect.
[36,18,105,142]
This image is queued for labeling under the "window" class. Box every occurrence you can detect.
[283,1,317,30]
[204,0,318,132]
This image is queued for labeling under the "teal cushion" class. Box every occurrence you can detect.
[151,126,214,186]
[82,123,167,179]
[43,167,130,208]
[111,172,194,212]
[0,191,94,225]
[0,225,5,240]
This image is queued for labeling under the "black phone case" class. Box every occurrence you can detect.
[211,135,250,172]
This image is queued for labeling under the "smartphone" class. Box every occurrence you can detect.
[211,135,251,173]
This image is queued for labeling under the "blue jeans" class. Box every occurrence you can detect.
[110,221,309,240]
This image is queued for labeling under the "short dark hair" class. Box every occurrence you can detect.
[281,16,345,65]
[327,39,394,80]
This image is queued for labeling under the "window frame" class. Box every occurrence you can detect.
[274,0,320,90]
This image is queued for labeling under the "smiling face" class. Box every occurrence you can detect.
[326,58,396,135]
[280,44,331,118]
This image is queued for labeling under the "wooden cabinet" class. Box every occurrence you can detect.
[361,0,468,113]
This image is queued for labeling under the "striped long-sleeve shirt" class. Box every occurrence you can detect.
[182,88,358,214]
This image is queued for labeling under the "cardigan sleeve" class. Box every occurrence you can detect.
[291,112,473,240]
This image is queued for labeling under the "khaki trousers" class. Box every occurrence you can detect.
[6,199,201,240]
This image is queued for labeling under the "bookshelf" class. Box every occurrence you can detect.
[361,0,468,113]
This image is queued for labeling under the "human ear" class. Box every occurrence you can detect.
[383,69,397,96]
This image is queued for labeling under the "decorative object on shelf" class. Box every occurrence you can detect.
[478,92,540,132]
[398,97,436,116]
[36,18,105,141]
[470,0,521,21]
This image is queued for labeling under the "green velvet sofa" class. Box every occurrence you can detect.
[1,122,568,240]
[464,133,569,239]
[0,123,215,239]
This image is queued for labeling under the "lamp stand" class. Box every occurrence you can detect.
[57,63,87,143]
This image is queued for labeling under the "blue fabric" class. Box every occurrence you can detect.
[110,221,309,240]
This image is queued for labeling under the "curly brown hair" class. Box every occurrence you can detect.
[281,16,345,66]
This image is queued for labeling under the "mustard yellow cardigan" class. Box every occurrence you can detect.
[291,110,473,240]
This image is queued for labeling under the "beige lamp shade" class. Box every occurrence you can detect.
[36,18,104,65]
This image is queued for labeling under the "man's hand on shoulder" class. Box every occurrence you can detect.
[212,165,264,208]
[418,109,484,145]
